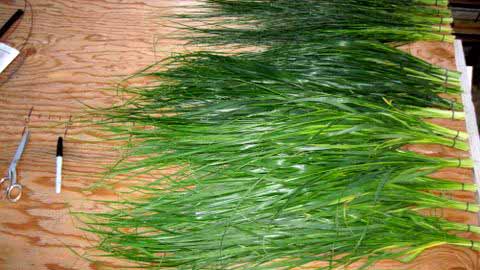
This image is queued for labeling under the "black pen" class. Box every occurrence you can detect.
[56,137,63,194]
[0,9,24,40]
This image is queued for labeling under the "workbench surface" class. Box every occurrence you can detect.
[0,1,478,269]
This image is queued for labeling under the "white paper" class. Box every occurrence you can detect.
[0,42,19,73]
[454,40,480,207]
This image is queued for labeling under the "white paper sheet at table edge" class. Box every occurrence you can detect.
[454,40,480,220]
[0,42,19,73]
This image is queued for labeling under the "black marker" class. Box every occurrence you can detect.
[56,137,63,193]
[0,9,24,40]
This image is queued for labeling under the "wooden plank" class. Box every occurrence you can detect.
[0,1,183,269]
[0,1,478,269]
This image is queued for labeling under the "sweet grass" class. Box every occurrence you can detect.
[89,48,475,268]
[138,41,463,110]
[177,0,454,45]
[85,0,480,269]
[85,177,480,269]
[84,152,479,268]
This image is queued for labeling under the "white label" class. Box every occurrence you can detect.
[0,43,19,73]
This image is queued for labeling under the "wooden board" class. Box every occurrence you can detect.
[0,1,478,269]
[0,1,183,269]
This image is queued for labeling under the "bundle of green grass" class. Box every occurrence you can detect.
[86,1,479,269]
[179,0,453,45]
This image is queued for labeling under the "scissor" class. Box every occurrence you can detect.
[0,129,30,202]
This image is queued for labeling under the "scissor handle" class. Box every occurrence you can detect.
[6,183,22,202]
[0,177,8,185]
[0,177,11,199]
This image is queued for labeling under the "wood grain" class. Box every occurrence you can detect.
[0,1,186,269]
[0,1,478,270]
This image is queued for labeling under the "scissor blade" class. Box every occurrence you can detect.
[8,130,30,173]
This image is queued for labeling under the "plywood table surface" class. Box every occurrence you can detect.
[0,1,478,270]
[0,1,182,269]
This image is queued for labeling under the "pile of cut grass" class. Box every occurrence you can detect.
[178,0,454,45]
[85,1,479,269]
